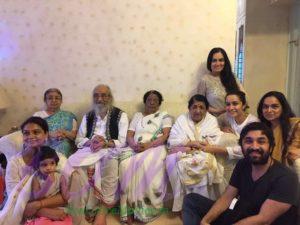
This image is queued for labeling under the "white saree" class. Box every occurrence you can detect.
[166,112,227,212]
[119,111,172,223]
[0,174,33,225]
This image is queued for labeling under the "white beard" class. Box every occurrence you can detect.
[94,103,110,115]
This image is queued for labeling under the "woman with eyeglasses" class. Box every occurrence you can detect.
[34,88,77,157]
[257,91,300,180]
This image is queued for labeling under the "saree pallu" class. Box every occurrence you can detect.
[166,150,226,212]
[119,145,168,223]
[46,110,76,157]
[0,172,72,225]
[119,111,171,223]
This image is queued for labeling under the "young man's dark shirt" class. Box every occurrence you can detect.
[229,159,299,225]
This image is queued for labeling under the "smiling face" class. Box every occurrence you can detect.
[189,100,207,123]
[39,158,57,176]
[242,130,271,165]
[93,85,112,114]
[22,123,48,149]
[225,94,246,119]
[262,96,282,124]
[210,52,225,75]
[145,93,160,114]
[45,91,62,112]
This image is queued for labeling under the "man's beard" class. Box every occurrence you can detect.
[94,103,111,115]
[244,148,271,165]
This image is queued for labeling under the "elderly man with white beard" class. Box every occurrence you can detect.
[67,84,129,225]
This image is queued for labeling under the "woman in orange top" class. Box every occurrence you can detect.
[257,91,300,179]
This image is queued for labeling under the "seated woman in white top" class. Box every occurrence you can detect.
[217,91,259,159]
[2,117,67,225]
[119,90,172,224]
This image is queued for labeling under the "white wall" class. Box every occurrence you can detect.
[244,0,290,113]
[287,1,300,116]
[0,0,237,135]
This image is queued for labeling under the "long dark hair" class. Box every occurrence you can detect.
[257,91,295,159]
[207,47,240,93]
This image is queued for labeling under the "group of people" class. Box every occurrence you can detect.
[0,47,299,225]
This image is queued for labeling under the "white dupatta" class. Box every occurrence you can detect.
[0,173,34,225]
[66,147,108,196]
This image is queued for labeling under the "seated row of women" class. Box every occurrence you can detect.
[1,87,299,225]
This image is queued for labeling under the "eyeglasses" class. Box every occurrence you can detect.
[93,93,111,99]
[46,97,62,101]
[262,104,281,110]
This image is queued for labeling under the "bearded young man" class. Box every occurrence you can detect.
[67,84,129,225]
[182,122,299,225]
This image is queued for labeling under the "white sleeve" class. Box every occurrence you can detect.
[226,146,243,160]
[217,132,243,160]
[202,115,224,145]
[162,114,173,128]
[112,112,129,148]
[167,117,189,147]
[33,111,40,117]
[128,113,141,131]
[75,115,90,148]
[5,157,21,195]
[33,111,48,118]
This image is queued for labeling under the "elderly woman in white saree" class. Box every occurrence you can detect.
[119,90,172,224]
[166,95,229,213]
